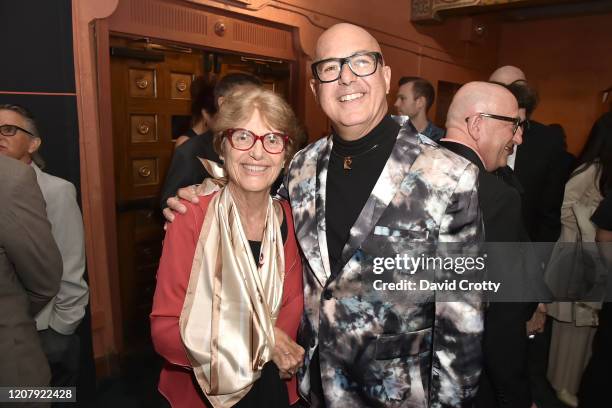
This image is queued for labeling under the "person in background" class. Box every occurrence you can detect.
[394,76,444,141]
[546,112,612,407]
[577,190,612,408]
[174,77,216,147]
[151,86,306,407]
[0,152,62,392]
[160,72,263,210]
[0,104,89,388]
[438,81,536,408]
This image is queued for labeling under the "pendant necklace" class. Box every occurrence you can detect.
[331,143,379,170]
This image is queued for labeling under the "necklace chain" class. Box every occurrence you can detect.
[330,143,379,170]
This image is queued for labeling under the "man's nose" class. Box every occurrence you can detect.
[338,62,356,85]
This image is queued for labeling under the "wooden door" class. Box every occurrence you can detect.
[110,38,203,351]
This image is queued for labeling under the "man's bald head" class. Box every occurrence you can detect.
[445,81,522,171]
[310,23,391,141]
[446,82,516,127]
[489,65,526,85]
[314,23,382,61]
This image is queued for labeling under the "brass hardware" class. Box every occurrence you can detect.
[176,80,187,92]
[135,78,149,89]
[137,123,150,135]
[138,166,152,178]
[214,21,226,37]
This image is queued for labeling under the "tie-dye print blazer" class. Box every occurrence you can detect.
[283,124,485,408]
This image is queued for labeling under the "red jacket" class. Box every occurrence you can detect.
[150,194,304,407]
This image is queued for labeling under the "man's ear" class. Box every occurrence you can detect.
[28,137,41,154]
[415,95,426,111]
[383,65,391,94]
[466,115,481,141]
[309,78,319,103]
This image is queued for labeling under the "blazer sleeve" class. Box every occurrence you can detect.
[2,164,62,315]
[45,180,89,334]
[151,200,205,368]
[431,164,485,407]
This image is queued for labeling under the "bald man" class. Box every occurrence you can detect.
[489,66,565,243]
[167,23,486,408]
[285,23,484,407]
[439,82,538,408]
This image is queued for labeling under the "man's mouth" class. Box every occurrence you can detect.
[504,144,514,154]
[339,92,364,102]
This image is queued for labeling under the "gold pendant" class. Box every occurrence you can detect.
[343,156,352,170]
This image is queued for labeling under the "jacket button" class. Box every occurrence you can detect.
[322,289,332,300]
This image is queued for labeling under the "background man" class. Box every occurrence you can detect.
[489,66,566,243]
[0,104,89,388]
[0,153,62,389]
[439,82,538,408]
[394,76,444,141]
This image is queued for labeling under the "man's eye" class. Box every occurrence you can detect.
[353,58,372,67]
[322,64,339,73]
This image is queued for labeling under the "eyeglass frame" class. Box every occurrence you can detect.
[311,51,384,83]
[223,128,289,154]
[0,124,35,137]
[465,113,524,135]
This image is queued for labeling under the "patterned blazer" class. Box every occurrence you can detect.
[284,125,485,407]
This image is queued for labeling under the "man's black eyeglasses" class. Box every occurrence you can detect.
[0,124,34,137]
[311,51,383,83]
[465,113,523,135]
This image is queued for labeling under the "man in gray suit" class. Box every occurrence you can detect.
[0,153,62,388]
[0,104,89,388]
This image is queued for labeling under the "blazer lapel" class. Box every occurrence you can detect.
[338,127,423,269]
[288,137,332,287]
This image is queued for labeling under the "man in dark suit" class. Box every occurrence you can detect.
[0,154,62,389]
[160,73,262,211]
[439,81,536,408]
[489,66,566,243]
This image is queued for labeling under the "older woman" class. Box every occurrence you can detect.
[151,86,306,408]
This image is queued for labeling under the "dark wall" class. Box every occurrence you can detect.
[0,0,80,194]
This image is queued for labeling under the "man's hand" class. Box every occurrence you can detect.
[272,327,304,379]
[162,184,201,223]
[526,303,547,335]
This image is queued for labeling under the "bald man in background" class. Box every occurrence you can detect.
[439,82,538,408]
[490,66,567,408]
[489,66,566,243]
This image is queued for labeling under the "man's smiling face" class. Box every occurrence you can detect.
[310,24,391,141]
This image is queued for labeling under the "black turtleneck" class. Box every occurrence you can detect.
[325,115,399,276]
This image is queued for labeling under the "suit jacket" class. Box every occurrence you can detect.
[439,141,533,408]
[32,163,89,335]
[514,120,566,242]
[0,155,62,386]
[284,126,485,407]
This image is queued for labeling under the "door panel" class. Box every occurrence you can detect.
[110,37,203,351]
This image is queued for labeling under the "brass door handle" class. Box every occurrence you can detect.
[135,78,149,89]
[138,166,152,178]
[176,80,187,92]
[137,123,150,135]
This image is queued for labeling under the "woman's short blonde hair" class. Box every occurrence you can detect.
[212,86,305,162]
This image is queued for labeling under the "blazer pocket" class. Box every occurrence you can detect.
[373,226,429,241]
[375,326,432,360]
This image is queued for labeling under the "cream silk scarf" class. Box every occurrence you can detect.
[180,161,285,408]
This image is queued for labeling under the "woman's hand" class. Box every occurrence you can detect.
[272,327,304,379]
